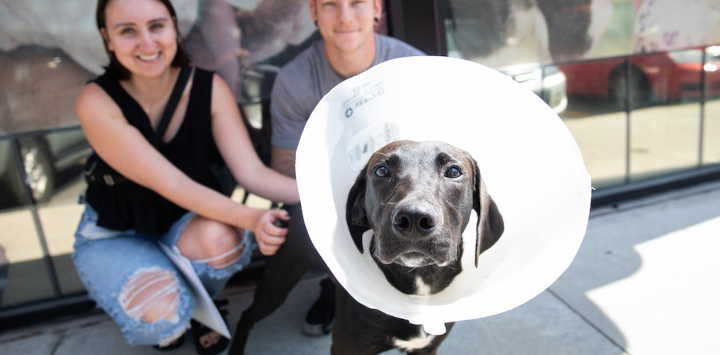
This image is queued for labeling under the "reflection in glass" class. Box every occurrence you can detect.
[33,129,89,295]
[0,129,90,305]
[10,131,90,207]
[558,60,628,189]
[542,65,567,114]
[0,139,29,207]
[444,0,621,66]
[629,50,703,180]
[0,140,56,307]
[38,198,85,296]
[0,206,57,308]
[702,46,720,165]
[444,0,549,67]
[0,47,93,135]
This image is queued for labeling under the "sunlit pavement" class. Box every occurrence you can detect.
[1,179,718,354]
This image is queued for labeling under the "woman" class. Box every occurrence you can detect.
[71,0,299,353]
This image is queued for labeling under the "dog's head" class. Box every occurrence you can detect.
[346,140,504,268]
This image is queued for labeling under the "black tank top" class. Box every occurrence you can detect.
[86,67,223,235]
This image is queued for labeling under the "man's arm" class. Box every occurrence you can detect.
[269,63,313,179]
[271,146,297,178]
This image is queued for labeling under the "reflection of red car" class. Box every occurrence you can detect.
[560,47,720,107]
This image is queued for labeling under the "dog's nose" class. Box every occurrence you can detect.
[392,204,437,237]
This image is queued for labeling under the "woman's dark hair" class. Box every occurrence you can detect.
[96,0,191,80]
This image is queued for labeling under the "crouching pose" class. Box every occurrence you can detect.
[71,0,299,354]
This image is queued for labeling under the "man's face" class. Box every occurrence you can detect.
[311,0,382,54]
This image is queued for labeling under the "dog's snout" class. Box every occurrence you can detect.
[392,204,438,237]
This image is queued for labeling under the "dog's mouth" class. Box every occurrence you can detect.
[394,252,437,268]
[371,219,462,268]
[374,244,454,268]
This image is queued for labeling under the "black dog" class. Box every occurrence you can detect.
[228,140,503,355]
[334,140,504,355]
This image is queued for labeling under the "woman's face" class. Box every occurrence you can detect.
[102,0,177,79]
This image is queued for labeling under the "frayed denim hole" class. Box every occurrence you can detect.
[117,272,195,346]
[117,267,182,323]
[191,236,250,269]
[189,253,249,279]
[189,242,252,280]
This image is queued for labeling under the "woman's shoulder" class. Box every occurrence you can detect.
[76,79,122,123]
[77,81,111,109]
[207,69,232,98]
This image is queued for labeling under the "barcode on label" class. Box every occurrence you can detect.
[347,122,401,170]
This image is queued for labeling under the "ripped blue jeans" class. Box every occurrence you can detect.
[72,205,252,346]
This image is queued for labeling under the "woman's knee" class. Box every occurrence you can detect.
[177,217,246,269]
[118,267,182,323]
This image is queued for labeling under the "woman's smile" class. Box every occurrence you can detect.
[137,52,160,61]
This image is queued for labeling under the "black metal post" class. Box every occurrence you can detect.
[625,58,632,184]
[699,48,707,166]
[388,0,447,56]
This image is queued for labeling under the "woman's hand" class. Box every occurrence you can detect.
[253,209,291,256]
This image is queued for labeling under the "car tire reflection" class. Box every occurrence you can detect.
[17,137,54,204]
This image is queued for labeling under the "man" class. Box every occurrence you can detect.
[269,0,423,336]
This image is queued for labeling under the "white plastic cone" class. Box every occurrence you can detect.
[295,56,591,334]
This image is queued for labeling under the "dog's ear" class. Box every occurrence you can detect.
[465,152,505,268]
[346,165,371,253]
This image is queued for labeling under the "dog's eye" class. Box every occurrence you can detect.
[375,166,390,177]
[445,167,461,178]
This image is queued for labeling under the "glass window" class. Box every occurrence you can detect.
[444,0,549,67]
[3,129,90,299]
[629,50,703,181]
[0,43,93,305]
[33,129,90,295]
[444,0,633,65]
[0,47,93,135]
[0,138,57,308]
[702,46,720,165]
[558,59,629,189]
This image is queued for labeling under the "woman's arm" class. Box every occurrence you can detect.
[76,83,289,254]
[208,74,300,204]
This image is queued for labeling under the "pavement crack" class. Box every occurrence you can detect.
[546,288,631,355]
[79,320,104,329]
[0,330,44,345]
[48,332,64,355]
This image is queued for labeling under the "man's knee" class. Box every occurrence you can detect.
[118,267,181,323]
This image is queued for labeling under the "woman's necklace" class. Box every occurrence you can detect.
[131,70,180,116]
[141,84,174,115]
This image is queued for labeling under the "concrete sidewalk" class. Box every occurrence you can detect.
[1,181,719,355]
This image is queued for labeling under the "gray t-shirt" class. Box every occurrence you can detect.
[270,34,424,149]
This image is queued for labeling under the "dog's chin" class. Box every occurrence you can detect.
[372,228,460,267]
[395,252,438,267]
[376,251,453,268]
